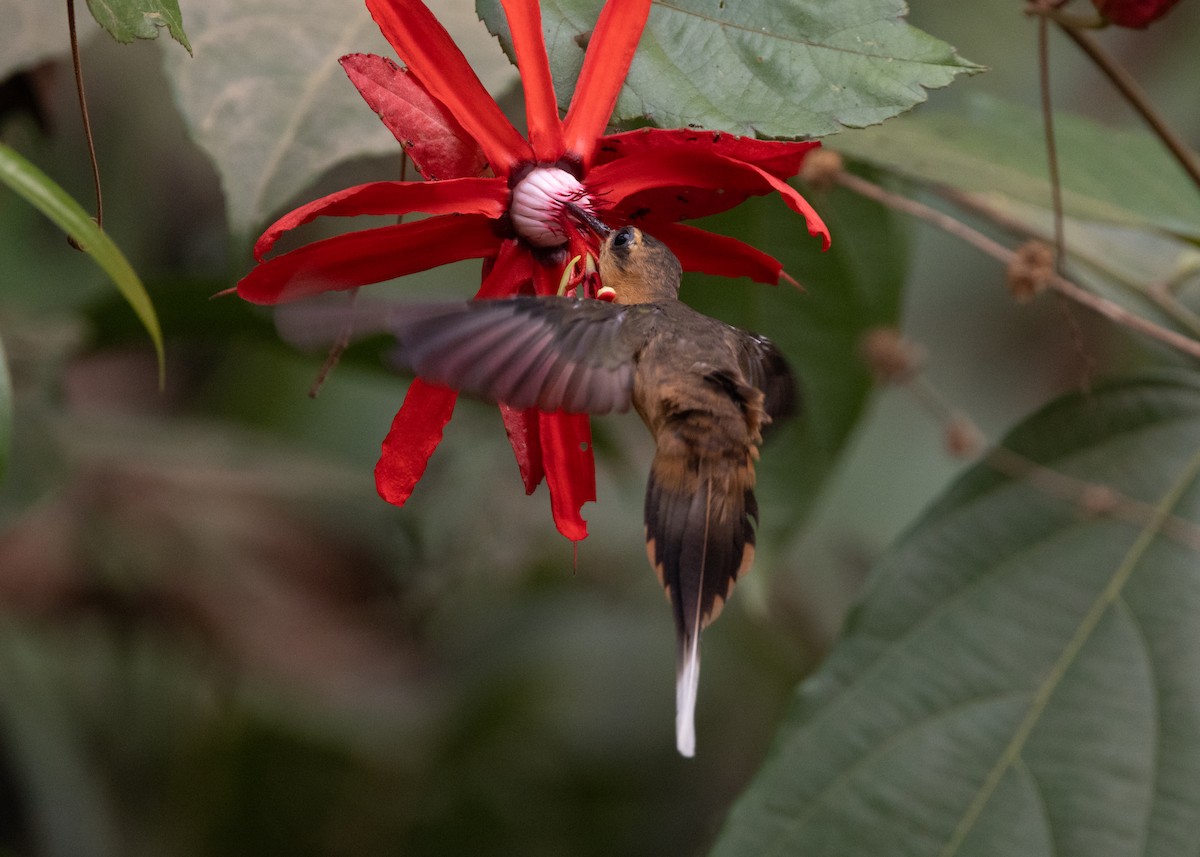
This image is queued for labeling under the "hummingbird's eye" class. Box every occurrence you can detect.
[612,228,635,248]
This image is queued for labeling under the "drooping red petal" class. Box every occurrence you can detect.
[477,241,547,489]
[588,149,831,250]
[375,379,458,506]
[499,0,564,161]
[365,0,530,174]
[476,237,535,299]
[540,412,595,542]
[562,0,651,168]
[649,222,790,286]
[530,253,564,296]
[238,214,500,305]
[255,177,509,260]
[500,405,545,493]
[596,128,820,181]
[340,53,487,180]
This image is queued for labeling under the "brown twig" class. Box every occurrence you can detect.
[933,185,1200,339]
[1036,17,1066,271]
[66,0,103,230]
[834,169,1200,363]
[1055,22,1200,191]
[1035,15,1094,385]
[892,362,1200,553]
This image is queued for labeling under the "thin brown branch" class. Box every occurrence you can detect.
[933,185,1200,339]
[1036,17,1093,385]
[66,0,102,230]
[835,169,1200,363]
[1056,23,1200,191]
[1036,17,1066,272]
[897,367,1200,553]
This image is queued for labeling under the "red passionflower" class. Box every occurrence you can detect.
[238,0,830,542]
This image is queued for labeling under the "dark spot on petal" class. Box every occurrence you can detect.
[712,132,722,143]
[493,212,516,240]
[628,207,651,221]
[507,161,536,188]
[675,194,689,204]
[555,153,584,179]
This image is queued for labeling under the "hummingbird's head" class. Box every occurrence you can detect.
[565,203,682,304]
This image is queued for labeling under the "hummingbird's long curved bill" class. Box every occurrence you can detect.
[564,201,612,238]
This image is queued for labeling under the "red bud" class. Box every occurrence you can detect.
[1091,0,1182,27]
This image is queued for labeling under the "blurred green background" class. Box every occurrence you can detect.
[1,0,1198,854]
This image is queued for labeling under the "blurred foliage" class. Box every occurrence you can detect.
[0,0,1199,855]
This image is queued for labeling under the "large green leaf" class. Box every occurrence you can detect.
[163,0,516,239]
[831,96,1200,241]
[711,370,1200,856]
[479,0,980,138]
[163,0,393,239]
[85,0,191,52]
[0,143,164,379]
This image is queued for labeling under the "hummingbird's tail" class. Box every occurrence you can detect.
[645,455,758,757]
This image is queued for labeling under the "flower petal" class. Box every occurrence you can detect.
[375,379,458,506]
[562,0,651,167]
[499,0,564,161]
[340,53,487,181]
[500,405,545,494]
[530,252,565,296]
[596,128,820,180]
[255,177,509,259]
[649,222,790,286]
[540,412,595,542]
[478,242,549,490]
[588,149,830,250]
[238,214,500,305]
[477,236,534,298]
[365,0,530,174]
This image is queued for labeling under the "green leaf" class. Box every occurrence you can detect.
[711,371,1200,856]
[683,173,909,532]
[163,0,515,239]
[480,0,981,138]
[85,0,190,52]
[0,335,10,485]
[831,95,1200,241]
[0,143,164,380]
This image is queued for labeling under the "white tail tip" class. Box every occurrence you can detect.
[675,636,701,758]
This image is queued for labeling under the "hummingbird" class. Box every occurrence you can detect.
[279,206,798,756]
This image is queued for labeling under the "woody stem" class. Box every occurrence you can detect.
[832,168,1200,363]
[1055,22,1200,190]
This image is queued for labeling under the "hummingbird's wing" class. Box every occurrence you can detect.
[278,295,660,414]
[738,334,799,429]
[391,297,664,414]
